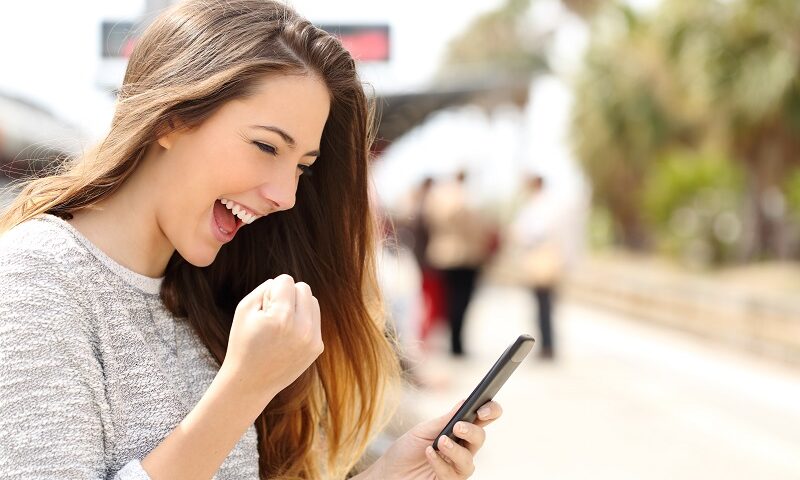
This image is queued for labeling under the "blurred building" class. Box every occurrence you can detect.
[0,94,86,206]
[137,0,529,148]
[0,0,531,191]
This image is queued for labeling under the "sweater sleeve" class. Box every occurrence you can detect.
[0,257,151,479]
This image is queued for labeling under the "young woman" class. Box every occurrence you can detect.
[0,1,502,479]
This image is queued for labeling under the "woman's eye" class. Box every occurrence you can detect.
[254,141,313,176]
[297,164,314,176]
[254,141,277,155]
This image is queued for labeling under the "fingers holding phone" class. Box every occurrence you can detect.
[427,434,476,478]
[433,399,499,452]
[419,399,500,479]
[433,334,533,451]
[368,334,530,480]
[450,419,485,455]
[472,400,503,427]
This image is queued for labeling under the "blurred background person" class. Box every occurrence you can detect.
[509,174,565,360]
[406,176,448,349]
[423,169,495,356]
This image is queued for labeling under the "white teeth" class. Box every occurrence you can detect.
[219,198,258,225]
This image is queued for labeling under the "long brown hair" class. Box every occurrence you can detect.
[0,1,400,478]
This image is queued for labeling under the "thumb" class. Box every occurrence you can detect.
[415,399,465,437]
[238,279,273,314]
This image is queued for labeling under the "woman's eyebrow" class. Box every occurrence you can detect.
[250,124,320,157]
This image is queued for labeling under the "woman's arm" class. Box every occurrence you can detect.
[0,264,272,480]
[144,273,325,479]
[0,275,160,479]
[0,300,274,480]
[0,299,271,480]
[140,367,273,480]
[0,313,113,478]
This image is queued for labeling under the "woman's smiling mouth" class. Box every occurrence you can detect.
[219,198,264,224]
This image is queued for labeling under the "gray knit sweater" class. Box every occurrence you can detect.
[0,214,259,479]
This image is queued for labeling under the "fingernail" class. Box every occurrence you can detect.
[440,436,454,449]
[457,422,469,434]
[478,407,491,418]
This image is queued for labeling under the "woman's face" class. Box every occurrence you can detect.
[154,72,331,267]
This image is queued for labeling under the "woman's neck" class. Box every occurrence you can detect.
[66,159,175,279]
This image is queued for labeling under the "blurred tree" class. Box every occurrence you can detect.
[439,0,548,81]
[572,5,692,249]
[561,0,602,17]
[787,168,800,220]
[573,0,800,260]
[643,149,745,266]
[659,0,800,259]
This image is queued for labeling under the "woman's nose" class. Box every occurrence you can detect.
[258,166,297,211]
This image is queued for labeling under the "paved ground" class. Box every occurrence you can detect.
[399,284,800,480]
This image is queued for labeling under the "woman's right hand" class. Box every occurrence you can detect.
[220,274,323,401]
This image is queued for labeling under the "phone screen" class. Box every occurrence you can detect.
[433,334,535,450]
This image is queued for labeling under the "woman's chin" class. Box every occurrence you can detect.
[177,244,220,268]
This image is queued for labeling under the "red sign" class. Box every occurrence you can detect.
[319,25,390,62]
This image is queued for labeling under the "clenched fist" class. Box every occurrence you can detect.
[219,274,323,402]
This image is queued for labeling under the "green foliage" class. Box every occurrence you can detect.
[572,5,691,248]
[644,150,743,224]
[658,0,800,137]
[787,169,800,216]
[588,206,615,250]
[643,150,745,266]
[572,0,800,259]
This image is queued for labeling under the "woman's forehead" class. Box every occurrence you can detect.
[221,74,331,139]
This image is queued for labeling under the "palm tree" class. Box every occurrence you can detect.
[573,0,800,258]
[572,5,692,249]
[651,0,800,258]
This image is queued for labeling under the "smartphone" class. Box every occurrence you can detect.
[432,334,535,451]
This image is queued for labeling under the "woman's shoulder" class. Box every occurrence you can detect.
[0,214,95,301]
[0,215,94,338]
[0,214,91,271]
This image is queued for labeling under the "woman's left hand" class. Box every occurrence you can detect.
[367,400,503,480]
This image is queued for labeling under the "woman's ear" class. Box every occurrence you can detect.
[156,118,184,150]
